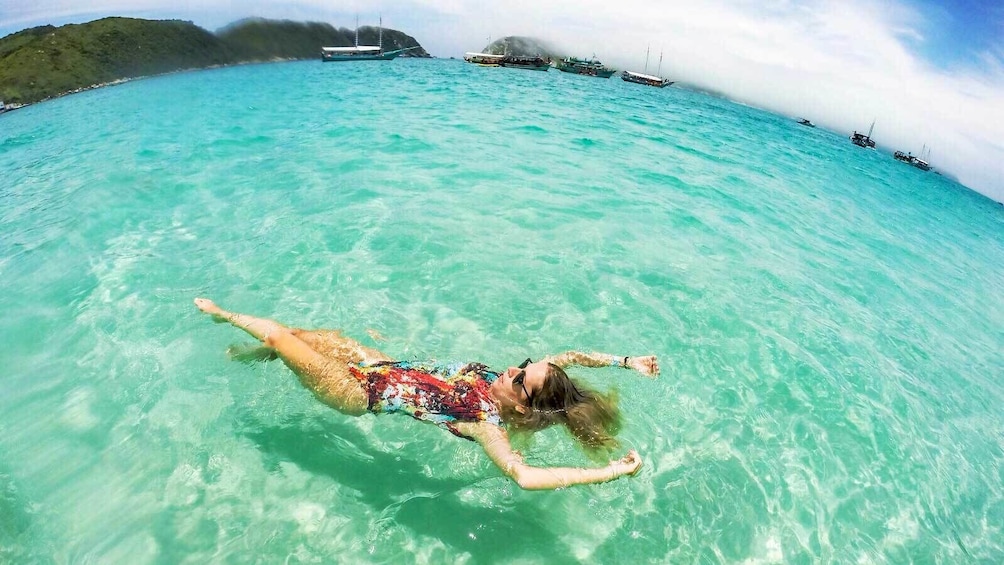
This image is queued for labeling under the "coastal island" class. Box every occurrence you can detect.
[0,17,430,106]
[480,36,562,59]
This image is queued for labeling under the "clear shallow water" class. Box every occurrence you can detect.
[1,59,1002,564]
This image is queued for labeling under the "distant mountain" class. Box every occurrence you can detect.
[0,17,430,104]
[483,36,562,59]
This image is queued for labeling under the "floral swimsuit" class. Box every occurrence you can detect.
[347,360,503,438]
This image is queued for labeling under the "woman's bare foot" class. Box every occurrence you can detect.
[194,297,229,323]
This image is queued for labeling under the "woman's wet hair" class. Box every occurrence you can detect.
[504,363,622,453]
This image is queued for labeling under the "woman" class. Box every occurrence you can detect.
[194,298,659,490]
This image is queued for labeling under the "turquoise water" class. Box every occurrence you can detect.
[2,58,1002,563]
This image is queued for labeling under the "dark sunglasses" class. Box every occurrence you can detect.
[513,358,533,405]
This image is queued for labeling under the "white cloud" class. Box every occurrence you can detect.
[2,0,1002,201]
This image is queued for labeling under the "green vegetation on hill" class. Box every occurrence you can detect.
[483,36,562,59]
[217,18,428,61]
[0,17,430,105]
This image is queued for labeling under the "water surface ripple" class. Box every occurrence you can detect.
[1,59,1002,564]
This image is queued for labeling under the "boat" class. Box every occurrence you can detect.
[556,56,616,78]
[321,17,417,62]
[621,48,673,87]
[894,145,932,171]
[463,52,504,66]
[322,45,415,61]
[796,118,815,127]
[850,120,876,148]
[500,55,550,71]
[621,71,673,87]
[913,144,933,171]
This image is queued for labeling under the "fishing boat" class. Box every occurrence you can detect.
[621,48,673,87]
[501,55,550,71]
[321,17,417,62]
[556,56,615,78]
[463,52,504,66]
[850,120,877,148]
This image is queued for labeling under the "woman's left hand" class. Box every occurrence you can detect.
[627,355,659,377]
[609,449,643,477]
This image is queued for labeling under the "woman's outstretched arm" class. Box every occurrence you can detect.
[542,351,659,377]
[454,422,642,490]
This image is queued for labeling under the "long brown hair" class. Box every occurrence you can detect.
[503,363,622,453]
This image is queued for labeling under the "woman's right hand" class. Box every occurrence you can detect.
[627,355,660,377]
[609,449,643,478]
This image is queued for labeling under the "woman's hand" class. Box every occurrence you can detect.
[627,355,659,377]
[608,449,643,478]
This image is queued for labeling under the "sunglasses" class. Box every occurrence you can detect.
[513,358,533,405]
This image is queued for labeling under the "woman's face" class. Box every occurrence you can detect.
[491,360,549,409]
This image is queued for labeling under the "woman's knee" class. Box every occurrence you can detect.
[263,328,294,348]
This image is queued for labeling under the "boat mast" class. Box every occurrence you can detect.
[658,51,663,76]
[867,119,875,139]
[645,45,650,73]
[379,15,383,50]
[354,15,359,47]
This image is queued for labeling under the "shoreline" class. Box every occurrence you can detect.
[1,55,434,112]
[2,57,307,112]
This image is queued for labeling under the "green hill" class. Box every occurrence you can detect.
[217,18,428,61]
[483,36,562,59]
[0,17,430,105]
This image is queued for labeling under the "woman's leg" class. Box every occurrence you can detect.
[194,298,392,365]
[194,298,370,415]
[290,328,393,365]
[262,329,369,415]
[194,297,287,341]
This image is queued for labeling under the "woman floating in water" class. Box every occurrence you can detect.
[194,298,659,490]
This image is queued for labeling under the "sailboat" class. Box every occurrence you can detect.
[912,145,932,171]
[464,35,504,66]
[321,16,418,62]
[894,145,932,171]
[463,52,504,66]
[850,120,877,148]
[621,47,673,88]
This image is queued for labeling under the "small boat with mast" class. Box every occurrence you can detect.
[850,120,877,148]
[621,47,673,88]
[894,144,932,171]
[463,52,504,66]
[321,16,418,62]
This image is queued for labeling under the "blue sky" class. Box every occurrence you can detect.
[908,0,1002,68]
[2,1,1002,202]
